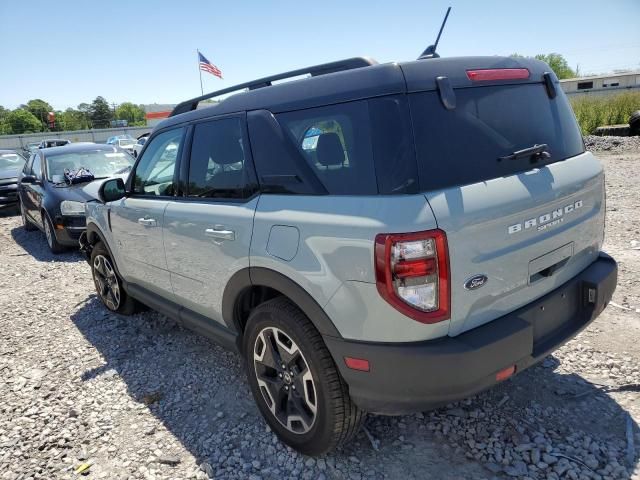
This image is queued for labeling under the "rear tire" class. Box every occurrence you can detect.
[42,211,64,254]
[244,297,365,456]
[90,241,137,315]
[629,110,640,136]
[20,201,36,231]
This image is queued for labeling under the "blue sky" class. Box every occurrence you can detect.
[1,0,639,110]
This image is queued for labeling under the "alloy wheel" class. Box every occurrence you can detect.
[93,255,121,310]
[253,326,318,434]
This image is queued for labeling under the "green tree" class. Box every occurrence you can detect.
[21,99,54,129]
[0,106,10,134]
[7,109,42,134]
[510,53,577,80]
[90,96,113,128]
[59,108,90,131]
[534,53,576,79]
[115,102,146,125]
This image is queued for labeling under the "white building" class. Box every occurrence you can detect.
[560,71,640,97]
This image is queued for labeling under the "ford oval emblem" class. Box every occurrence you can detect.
[464,274,488,290]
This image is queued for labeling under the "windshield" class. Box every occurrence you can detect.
[118,139,135,147]
[0,153,26,170]
[45,150,134,182]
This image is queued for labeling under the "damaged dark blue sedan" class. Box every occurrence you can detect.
[18,143,134,253]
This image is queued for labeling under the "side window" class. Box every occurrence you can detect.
[32,155,42,180]
[132,128,183,196]
[187,117,251,199]
[276,101,377,195]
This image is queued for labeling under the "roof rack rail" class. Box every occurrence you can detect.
[169,57,378,117]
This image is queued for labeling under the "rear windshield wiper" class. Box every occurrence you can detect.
[498,144,550,162]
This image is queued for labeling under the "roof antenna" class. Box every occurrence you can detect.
[418,7,451,60]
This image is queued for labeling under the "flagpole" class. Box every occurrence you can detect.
[197,49,204,96]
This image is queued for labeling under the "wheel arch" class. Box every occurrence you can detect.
[85,222,124,279]
[222,267,342,349]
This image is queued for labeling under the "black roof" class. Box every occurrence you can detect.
[159,55,552,130]
[40,143,119,158]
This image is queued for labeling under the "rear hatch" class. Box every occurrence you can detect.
[402,57,605,336]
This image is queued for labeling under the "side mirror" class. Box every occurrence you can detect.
[99,178,126,203]
[21,175,36,184]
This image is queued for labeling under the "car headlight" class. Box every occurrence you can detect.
[60,200,86,216]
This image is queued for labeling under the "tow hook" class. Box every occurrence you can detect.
[78,232,92,263]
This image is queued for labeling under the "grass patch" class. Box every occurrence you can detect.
[570,91,640,135]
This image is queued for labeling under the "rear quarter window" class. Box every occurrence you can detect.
[410,84,585,191]
[277,101,377,195]
[274,96,418,195]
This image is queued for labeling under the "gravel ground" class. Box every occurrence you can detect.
[1,137,639,480]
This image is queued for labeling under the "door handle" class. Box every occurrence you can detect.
[205,227,235,241]
[137,217,157,227]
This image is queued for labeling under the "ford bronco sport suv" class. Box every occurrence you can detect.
[80,55,617,455]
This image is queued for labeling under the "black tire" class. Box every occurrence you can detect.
[20,201,37,231]
[629,110,640,136]
[244,297,365,456]
[41,211,65,254]
[90,241,137,315]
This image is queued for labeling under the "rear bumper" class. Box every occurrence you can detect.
[324,252,617,415]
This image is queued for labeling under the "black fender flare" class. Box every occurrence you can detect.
[222,267,342,339]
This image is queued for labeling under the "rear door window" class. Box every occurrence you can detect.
[410,84,584,191]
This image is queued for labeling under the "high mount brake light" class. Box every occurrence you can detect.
[374,229,450,323]
[466,68,530,81]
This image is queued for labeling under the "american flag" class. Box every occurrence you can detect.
[198,51,223,79]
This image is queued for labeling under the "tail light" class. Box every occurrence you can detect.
[466,68,530,81]
[375,229,450,323]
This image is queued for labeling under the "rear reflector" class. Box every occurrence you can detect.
[466,68,530,82]
[344,357,370,372]
[496,365,516,381]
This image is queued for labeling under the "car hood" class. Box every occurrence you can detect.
[0,166,21,181]
[53,172,129,202]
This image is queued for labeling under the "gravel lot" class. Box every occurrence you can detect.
[1,137,639,480]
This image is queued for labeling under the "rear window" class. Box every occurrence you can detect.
[410,84,584,191]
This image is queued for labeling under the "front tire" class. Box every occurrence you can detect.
[42,211,64,254]
[244,297,365,456]
[90,241,137,315]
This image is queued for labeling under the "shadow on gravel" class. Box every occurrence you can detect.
[70,296,639,479]
[9,226,83,263]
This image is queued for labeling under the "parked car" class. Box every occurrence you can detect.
[0,150,27,210]
[132,133,150,158]
[80,55,617,455]
[114,138,136,155]
[106,135,135,145]
[18,143,134,253]
[38,139,71,149]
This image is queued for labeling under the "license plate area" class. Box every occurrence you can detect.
[522,281,580,357]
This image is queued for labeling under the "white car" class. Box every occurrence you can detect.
[132,135,149,158]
